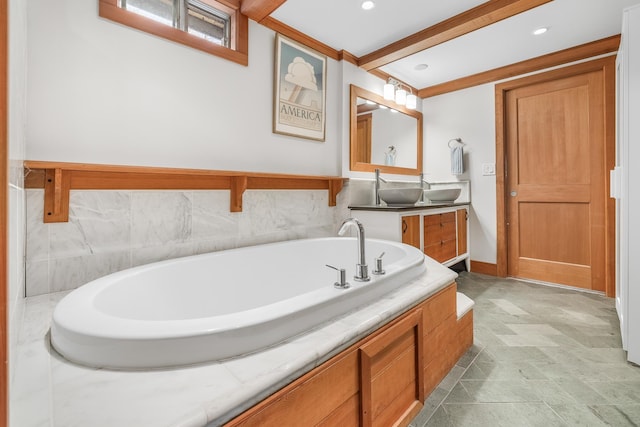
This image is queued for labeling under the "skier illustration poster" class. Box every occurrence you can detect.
[273,34,327,141]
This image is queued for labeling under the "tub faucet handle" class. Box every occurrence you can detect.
[373,252,386,275]
[326,264,350,289]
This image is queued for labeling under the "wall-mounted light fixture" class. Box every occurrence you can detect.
[383,78,417,109]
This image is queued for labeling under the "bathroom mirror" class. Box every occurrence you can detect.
[350,84,423,175]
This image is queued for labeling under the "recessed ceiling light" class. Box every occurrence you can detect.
[533,27,548,35]
[361,1,375,11]
[414,63,429,71]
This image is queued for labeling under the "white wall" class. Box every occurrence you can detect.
[8,0,27,388]
[26,0,341,176]
[422,84,497,264]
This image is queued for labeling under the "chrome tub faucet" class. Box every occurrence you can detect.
[338,217,370,282]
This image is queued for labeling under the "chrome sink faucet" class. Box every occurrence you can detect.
[374,168,388,206]
[338,218,370,282]
[419,172,432,203]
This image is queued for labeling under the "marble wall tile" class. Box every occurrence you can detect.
[131,191,192,247]
[25,189,48,262]
[25,187,349,295]
[25,260,48,297]
[191,190,239,240]
[49,251,130,293]
[131,241,198,268]
[50,191,131,257]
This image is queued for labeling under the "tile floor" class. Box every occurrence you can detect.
[410,272,640,427]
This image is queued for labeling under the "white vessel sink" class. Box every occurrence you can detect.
[424,188,461,202]
[378,187,423,206]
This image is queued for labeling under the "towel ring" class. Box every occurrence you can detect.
[448,138,464,149]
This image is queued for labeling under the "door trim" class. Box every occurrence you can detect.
[495,55,617,297]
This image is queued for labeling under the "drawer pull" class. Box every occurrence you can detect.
[402,219,408,233]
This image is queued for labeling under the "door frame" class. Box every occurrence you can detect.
[495,56,617,297]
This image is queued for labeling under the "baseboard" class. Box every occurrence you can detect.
[470,260,498,276]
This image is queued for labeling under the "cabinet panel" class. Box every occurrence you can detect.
[401,215,420,249]
[360,309,424,427]
[228,350,359,426]
[457,208,468,255]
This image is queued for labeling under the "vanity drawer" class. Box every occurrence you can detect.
[424,221,456,246]
[423,212,455,227]
[424,239,456,263]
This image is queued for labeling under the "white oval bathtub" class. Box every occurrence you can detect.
[51,237,426,369]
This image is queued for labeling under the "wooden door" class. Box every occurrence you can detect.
[505,69,606,291]
[356,113,372,163]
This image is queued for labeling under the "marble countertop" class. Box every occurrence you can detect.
[11,257,457,427]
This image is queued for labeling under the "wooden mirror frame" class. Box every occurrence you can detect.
[349,84,423,175]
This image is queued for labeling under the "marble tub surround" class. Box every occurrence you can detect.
[10,256,458,427]
[25,187,350,296]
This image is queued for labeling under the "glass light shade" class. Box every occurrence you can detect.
[383,83,395,100]
[406,94,417,109]
[395,88,407,105]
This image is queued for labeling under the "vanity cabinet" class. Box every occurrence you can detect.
[225,283,472,427]
[351,205,470,268]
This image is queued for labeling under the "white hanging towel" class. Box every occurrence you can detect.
[451,145,464,175]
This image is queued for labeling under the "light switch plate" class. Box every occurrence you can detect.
[482,163,496,176]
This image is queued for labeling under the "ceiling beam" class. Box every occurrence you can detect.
[240,0,287,23]
[358,0,553,71]
[417,34,620,98]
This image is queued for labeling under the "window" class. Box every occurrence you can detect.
[99,0,248,65]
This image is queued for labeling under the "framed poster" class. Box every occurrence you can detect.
[273,34,327,141]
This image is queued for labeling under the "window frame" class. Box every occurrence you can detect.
[99,0,248,65]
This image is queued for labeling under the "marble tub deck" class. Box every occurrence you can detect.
[11,256,457,427]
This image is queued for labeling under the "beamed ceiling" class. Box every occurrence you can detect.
[241,0,636,97]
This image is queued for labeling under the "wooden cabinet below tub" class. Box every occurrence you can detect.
[225,282,473,427]
[350,204,470,269]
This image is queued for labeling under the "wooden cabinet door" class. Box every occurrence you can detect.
[359,309,424,427]
[401,215,420,249]
[456,208,467,256]
[424,213,456,263]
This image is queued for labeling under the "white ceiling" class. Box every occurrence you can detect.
[270,0,639,90]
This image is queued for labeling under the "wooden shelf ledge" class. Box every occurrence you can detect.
[24,161,345,223]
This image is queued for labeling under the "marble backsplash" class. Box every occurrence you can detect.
[25,185,353,296]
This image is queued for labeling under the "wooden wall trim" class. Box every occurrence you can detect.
[98,0,249,66]
[23,161,345,222]
[0,0,7,422]
[494,56,617,289]
[358,0,552,71]
[260,16,341,61]
[470,261,498,276]
[419,35,620,98]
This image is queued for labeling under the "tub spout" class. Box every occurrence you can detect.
[338,218,370,282]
